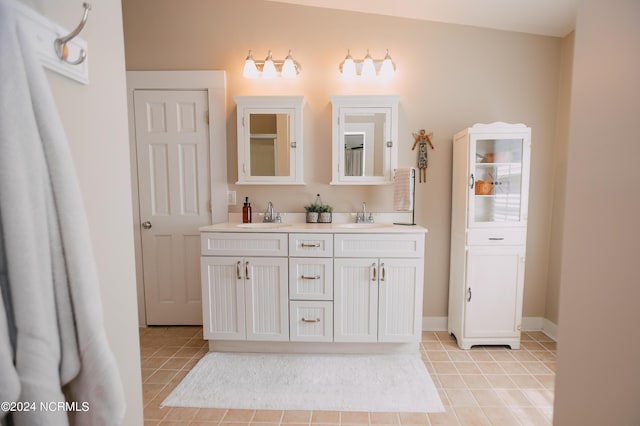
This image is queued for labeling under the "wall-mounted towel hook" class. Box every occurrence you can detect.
[54,2,91,65]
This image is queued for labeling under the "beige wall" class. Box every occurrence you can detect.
[545,32,574,325]
[122,0,563,320]
[21,1,143,423]
[554,0,640,424]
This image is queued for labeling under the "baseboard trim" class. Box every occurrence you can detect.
[422,316,558,342]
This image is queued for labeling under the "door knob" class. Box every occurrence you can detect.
[142,221,152,229]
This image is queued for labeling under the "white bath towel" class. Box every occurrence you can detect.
[0,1,125,425]
[393,167,415,211]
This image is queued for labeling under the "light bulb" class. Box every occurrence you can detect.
[262,51,277,78]
[242,50,259,78]
[341,50,357,78]
[379,49,396,79]
[361,50,376,78]
[281,50,297,78]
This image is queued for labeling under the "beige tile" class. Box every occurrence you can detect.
[146,369,180,384]
[470,389,505,407]
[453,407,491,425]
[438,374,467,389]
[522,389,554,407]
[435,331,455,342]
[142,357,171,369]
[454,362,481,375]
[476,362,505,374]
[534,375,556,390]
[522,362,553,375]
[369,412,400,425]
[222,409,255,422]
[427,410,460,425]
[510,351,538,362]
[164,407,199,421]
[193,408,227,422]
[495,389,532,407]
[510,374,543,389]
[427,351,451,362]
[510,406,552,425]
[281,410,312,423]
[423,341,447,351]
[446,389,479,407]
[481,406,521,425]
[398,412,429,425]
[339,411,369,424]
[484,375,517,389]
[499,362,528,374]
[468,351,493,362]
[161,357,191,370]
[153,347,184,357]
[311,410,340,424]
[422,331,439,341]
[143,404,170,421]
[448,351,473,362]
[460,375,491,390]
[432,361,457,374]
[489,351,516,362]
[253,410,284,423]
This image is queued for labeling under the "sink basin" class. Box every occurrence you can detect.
[235,223,290,229]
[337,223,391,229]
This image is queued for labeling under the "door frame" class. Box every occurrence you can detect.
[126,71,227,326]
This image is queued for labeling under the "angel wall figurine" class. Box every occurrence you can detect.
[411,129,434,182]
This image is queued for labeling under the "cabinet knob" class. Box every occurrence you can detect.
[142,221,152,229]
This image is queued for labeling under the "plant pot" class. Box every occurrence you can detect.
[306,212,319,223]
[475,180,493,195]
[318,212,332,223]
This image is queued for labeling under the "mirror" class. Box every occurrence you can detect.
[249,113,290,177]
[331,96,399,185]
[235,96,305,185]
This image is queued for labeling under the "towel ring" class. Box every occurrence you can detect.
[54,2,91,65]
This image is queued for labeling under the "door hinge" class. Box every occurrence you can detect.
[204,111,209,124]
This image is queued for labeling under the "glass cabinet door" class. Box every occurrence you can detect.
[469,137,528,226]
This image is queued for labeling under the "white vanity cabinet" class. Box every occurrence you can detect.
[334,234,425,343]
[448,122,531,350]
[201,233,289,341]
[200,224,427,350]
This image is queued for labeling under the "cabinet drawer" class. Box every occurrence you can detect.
[289,258,333,300]
[289,301,333,342]
[467,229,526,246]
[289,233,333,257]
[334,234,424,258]
[201,232,287,256]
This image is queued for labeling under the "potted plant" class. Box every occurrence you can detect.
[318,204,333,223]
[304,202,320,223]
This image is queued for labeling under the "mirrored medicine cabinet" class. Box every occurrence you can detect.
[234,96,305,185]
[330,95,399,185]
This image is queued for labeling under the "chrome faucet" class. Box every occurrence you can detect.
[264,201,276,223]
[263,201,281,223]
[356,202,367,223]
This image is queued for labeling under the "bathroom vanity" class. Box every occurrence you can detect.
[200,222,427,353]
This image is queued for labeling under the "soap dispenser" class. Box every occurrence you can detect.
[242,197,252,223]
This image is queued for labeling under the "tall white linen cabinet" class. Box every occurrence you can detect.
[448,122,531,349]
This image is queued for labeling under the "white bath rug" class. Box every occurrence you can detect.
[162,352,444,413]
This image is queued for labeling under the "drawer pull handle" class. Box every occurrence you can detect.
[245,261,250,280]
[301,275,321,280]
[301,243,321,248]
[301,317,320,323]
[467,288,472,302]
[488,237,504,241]
[372,263,377,281]
[236,261,242,280]
[381,263,386,281]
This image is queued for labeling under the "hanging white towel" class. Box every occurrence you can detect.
[393,167,415,211]
[0,1,125,424]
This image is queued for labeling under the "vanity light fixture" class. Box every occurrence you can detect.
[243,50,301,79]
[339,49,396,79]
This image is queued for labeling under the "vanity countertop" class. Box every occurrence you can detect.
[200,222,428,234]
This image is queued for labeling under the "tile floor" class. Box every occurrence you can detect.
[140,327,555,425]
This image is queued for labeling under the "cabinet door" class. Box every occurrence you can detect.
[244,257,289,341]
[200,257,246,340]
[378,258,424,342]
[464,247,525,339]
[467,129,531,227]
[334,258,378,342]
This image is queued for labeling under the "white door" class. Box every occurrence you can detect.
[378,258,424,342]
[134,90,210,325]
[244,257,289,341]
[464,247,525,338]
[334,258,379,342]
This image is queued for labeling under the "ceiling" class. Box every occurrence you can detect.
[264,0,578,37]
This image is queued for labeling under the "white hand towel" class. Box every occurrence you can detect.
[393,167,415,211]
